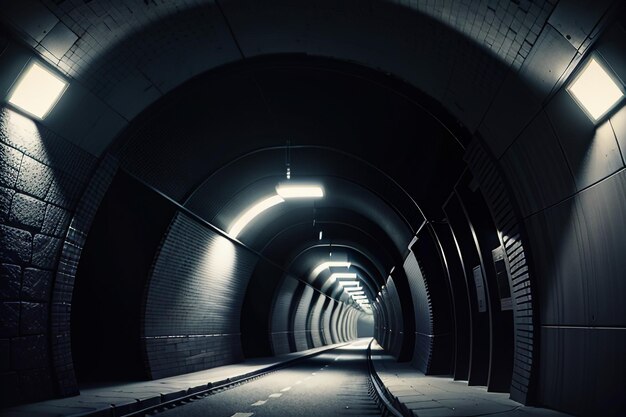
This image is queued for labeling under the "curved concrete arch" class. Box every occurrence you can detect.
[0,2,624,415]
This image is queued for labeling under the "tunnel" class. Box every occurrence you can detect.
[0,1,625,416]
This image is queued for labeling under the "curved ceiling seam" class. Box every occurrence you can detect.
[123,168,359,310]
[181,144,427,232]
[289,243,389,281]
[260,221,392,292]
[285,243,385,298]
[258,218,398,265]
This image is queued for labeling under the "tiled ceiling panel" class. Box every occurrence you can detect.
[8,0,558,103]
[394,0,558,69]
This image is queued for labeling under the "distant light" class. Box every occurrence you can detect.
[567,57,624,122]
[328,272,357,283]
[338,280,360,287]
[276,183,324,199]
[311,262,351,278]
[286,166,291,179]
[319,230,323,240]
[228,195,284,238]
[8,62,68,119]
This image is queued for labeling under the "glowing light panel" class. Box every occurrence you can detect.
[328,272,357,283]
[568,57,624,121]
[8,62,68,119]
[228,195,284,238]
[276,184,324,198]
[338,280,360,286]
[311,262,351,278]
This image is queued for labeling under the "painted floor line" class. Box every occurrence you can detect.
[281,386,291,392]
[269,393,283,398]
[251,400,267,406]
[230,413,254,417]
[295,380,302,384]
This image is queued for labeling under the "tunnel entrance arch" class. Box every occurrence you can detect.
[58,53,526,404]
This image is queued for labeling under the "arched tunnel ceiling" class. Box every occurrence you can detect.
[1,1,625,413]
[115,56,467,218]
[2,0,569,155]
[0,0,612,308]
[109,55,466,296]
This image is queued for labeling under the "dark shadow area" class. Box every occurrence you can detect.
[71,170,177,386]
[240,260,284,357]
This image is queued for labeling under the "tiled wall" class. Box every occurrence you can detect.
[471,13,626,414]
[146,211,360,379]
[144,212,258,379]
[403,251,433,373]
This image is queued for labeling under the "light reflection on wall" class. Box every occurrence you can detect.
[6,107,45,150]
[202,232,238,279]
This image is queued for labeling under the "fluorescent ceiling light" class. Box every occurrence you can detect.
[344,286,363,292]
[351,295,367,300]
[338,280,360,286]
[328,272,357,283]
[357,299,370,304]
[275,183,324,199]
[347,290,364,295]
[8,62,68,119]
[311,262,351,278]
[228,195,284,238]
[567,57,624,121]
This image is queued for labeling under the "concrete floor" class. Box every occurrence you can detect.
[1,339,575,417]
[0,344,347,417]
[158,338,379,417]
[370,341,572,417]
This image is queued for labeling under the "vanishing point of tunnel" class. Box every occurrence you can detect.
[1,1,625,417]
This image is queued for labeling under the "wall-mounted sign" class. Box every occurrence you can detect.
[492,246,513,311]
[472,265,487,313]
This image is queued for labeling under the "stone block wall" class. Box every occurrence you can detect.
[0,107,96,405]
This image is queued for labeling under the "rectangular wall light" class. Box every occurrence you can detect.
[8,61,68,119]
[567,56,624,122]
